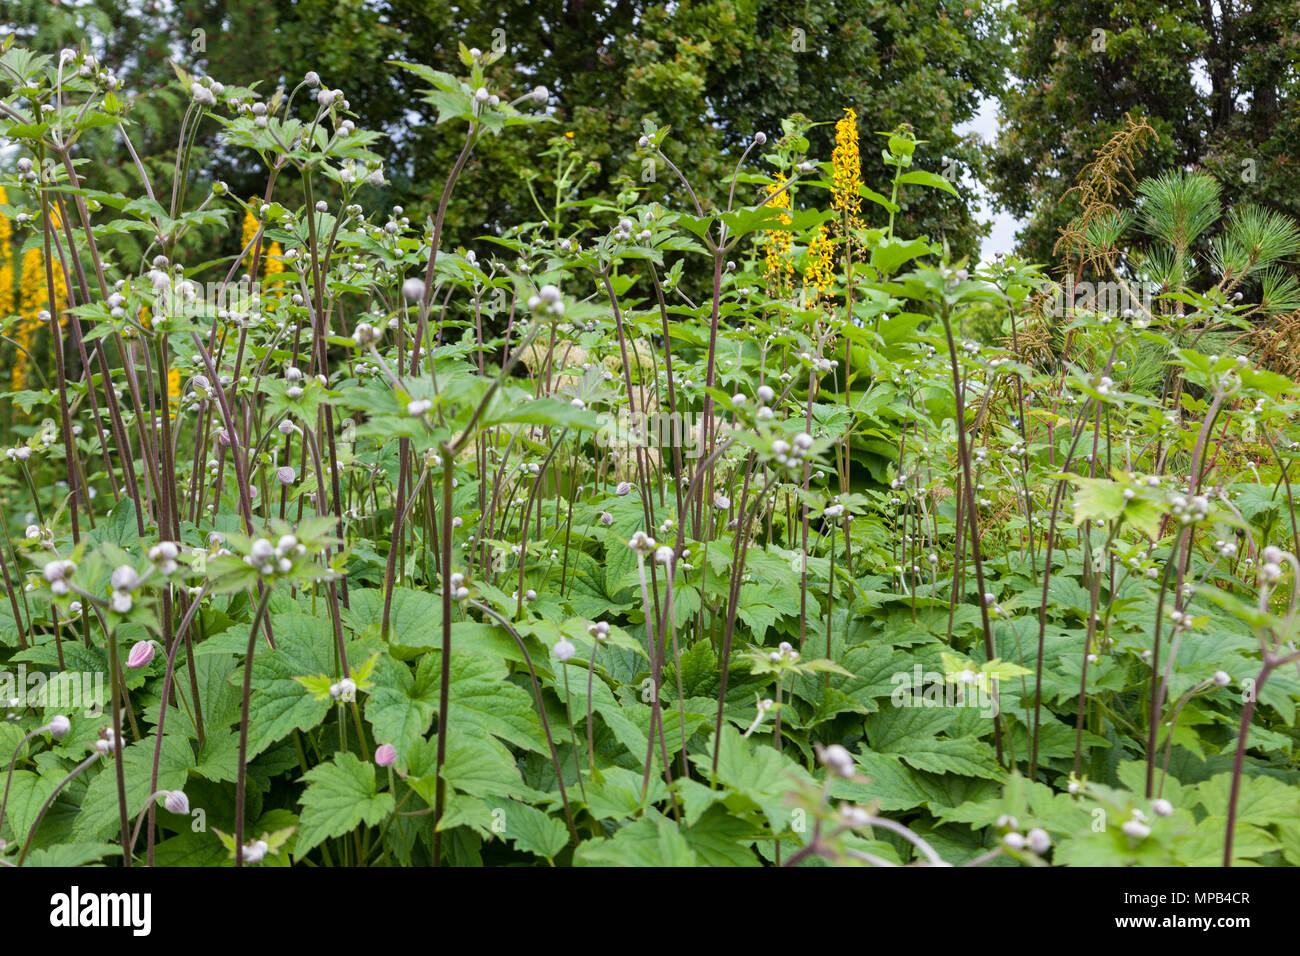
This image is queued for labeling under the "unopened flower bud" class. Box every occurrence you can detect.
[127,641,155,668]
[164,790,190,815]
[820,743,855,777]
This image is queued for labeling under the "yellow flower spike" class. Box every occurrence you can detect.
[51,259,67,328]
[18,247,44,316]
[263,240,284,297]
[803,223,836,307]
[0,187,14,321]
[0,255,13,322]
[0,185,12,255]
[13,247,47,391]
[831,108,864,236]
[762,177,794,298]
[167,366,181,413]
[241,204,260,274]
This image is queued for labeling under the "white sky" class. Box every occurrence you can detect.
[956,93,1024,263]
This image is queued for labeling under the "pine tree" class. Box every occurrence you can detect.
[992,0,1300,265]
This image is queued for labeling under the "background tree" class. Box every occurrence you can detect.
[7,0,1011,260]
[991,0,1300,268]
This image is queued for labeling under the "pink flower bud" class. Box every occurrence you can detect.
[126,641,155,668]
[374,744,397,767]
[164,790,190,815]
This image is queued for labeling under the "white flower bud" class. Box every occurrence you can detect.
[1026,828,1051,853]
[1122,819,1151,840]
[820,743,855,778]
[628,531,656,555]
[111,566,140,592]
[242,839,269,864]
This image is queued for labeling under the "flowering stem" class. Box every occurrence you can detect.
[1143,526,1188,797]
[104,621,130,865]
[635,552,673,803]
[431,442,456,866]
[585,639,599,774]
[234,585,274,867]
[712,467,773,780]
[469,600,579,845]
[145,587,207,865]
[559,662,586,803]
[0,726,53,837]
[1223,657,1272,867]
[17,753,100,866]
[127,791,172,856]
[938,299,1003,765]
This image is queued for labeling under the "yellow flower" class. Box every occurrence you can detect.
[263,240,284,297]
[832,108,864,235]
[13,248,53,391]
[5,198,69,390]
[18,247,44,314]
[11,244,69,389]
[0,187,13,320]
[241,205,260,274]
[803,223,836,307]
[762,177,794,297]
[0,256,12,321]
[167,366,181,413]
[564,131,575,140]
[264,241,284,275]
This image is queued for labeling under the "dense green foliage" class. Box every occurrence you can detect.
[1,19,1299,870]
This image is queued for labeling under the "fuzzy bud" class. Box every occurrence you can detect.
[126,641,155,668]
